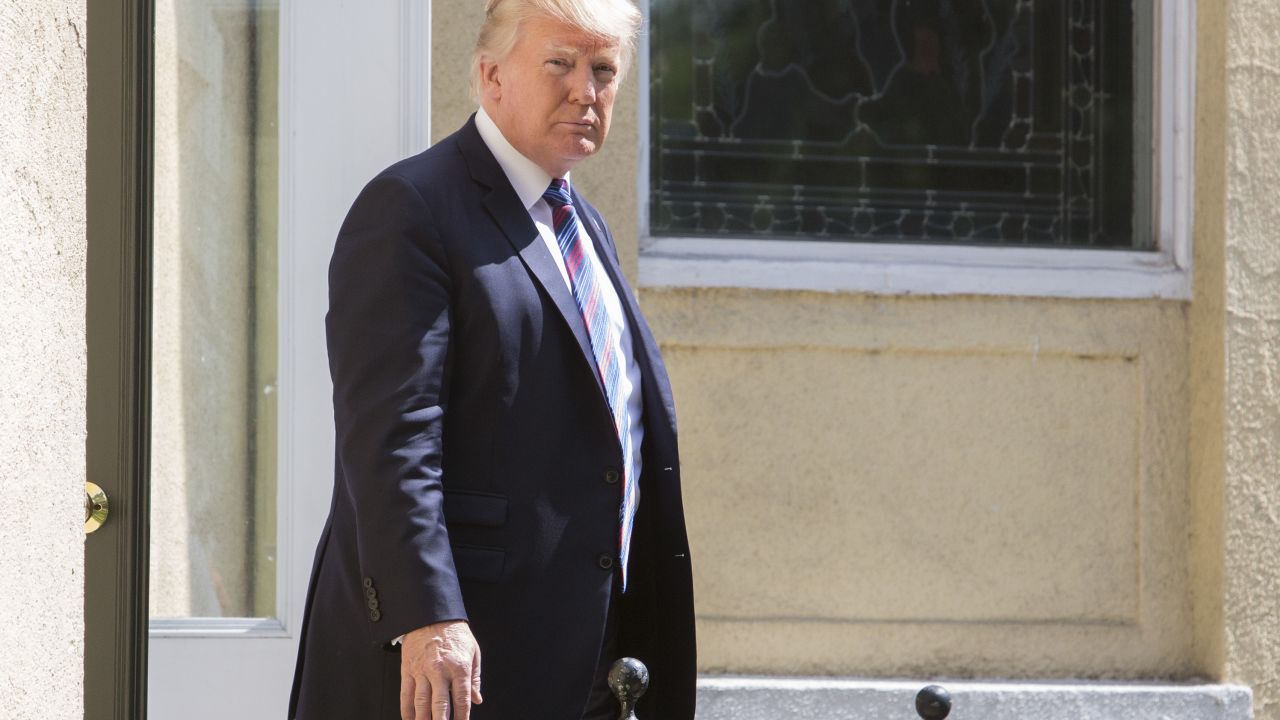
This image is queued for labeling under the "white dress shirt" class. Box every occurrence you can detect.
[474,108,645,487]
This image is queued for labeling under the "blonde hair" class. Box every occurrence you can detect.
[471,0,643,99]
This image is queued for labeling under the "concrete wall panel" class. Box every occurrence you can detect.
[643,289,1191,678]
[673,346,1140,625]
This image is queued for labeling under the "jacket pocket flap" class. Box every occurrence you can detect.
[451,544,505,583]
[443,490,508,527]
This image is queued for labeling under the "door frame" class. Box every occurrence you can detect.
[85,0,154,718]
[85,1,436,715]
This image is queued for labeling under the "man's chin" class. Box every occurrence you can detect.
[565,139,601,162]
[537,139,603,176]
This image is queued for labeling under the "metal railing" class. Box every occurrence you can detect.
[608,658,953,720]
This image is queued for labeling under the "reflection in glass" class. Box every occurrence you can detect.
[650,0,1147,247]
[150,0,279,619]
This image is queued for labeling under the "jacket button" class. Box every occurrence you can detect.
[369,609,382,622]
[598,554,614,570]
[362,577,374,589]
[367,597,380,611]
[603,469,619,485]
[365,587,377,600]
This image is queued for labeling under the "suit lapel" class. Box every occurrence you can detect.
[457,117,606,400]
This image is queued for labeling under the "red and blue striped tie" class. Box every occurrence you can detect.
[543,178,638,590]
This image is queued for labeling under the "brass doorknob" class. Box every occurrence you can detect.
[85,482,109,534]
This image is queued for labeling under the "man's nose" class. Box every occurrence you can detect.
[567,68,598,105]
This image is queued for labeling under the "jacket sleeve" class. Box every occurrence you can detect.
[325,172,466,645]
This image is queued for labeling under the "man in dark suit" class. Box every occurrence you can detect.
[288,1,696,718]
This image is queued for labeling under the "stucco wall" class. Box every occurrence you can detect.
[429,0,482,145]
[0,2,87,719]
[1222,1,1280,717]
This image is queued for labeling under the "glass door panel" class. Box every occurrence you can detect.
[149,0,279,622]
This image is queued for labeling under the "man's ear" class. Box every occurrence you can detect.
[479,59,503,102]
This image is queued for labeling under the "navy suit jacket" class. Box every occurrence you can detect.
[289,116,696,719]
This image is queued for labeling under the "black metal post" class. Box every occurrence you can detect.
[915,685,952,719]
[608,658,649,720]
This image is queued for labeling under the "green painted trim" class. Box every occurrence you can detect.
[1133,0,1157,250]
[85,0,154,718]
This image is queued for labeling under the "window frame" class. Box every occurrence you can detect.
[636,0,1196,300]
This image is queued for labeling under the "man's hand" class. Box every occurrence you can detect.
[400,620,483,720]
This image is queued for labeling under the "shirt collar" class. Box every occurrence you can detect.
[475,107,570,211]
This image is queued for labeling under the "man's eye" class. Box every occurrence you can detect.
[547,59,571,72]
[594,66,617,80]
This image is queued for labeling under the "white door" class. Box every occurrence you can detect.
[146,2,430,716]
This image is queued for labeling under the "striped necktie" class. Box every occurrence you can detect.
[543,178,638,590]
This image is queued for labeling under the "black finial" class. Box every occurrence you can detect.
[915,684,952,720]
[608,657,649,720]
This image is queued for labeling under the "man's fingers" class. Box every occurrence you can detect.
[400,672,415,720]
[429,673,453,720]
[427,671,458,720]
[451,676,474,720]
[415,674,434,720]
[471,646,483,704]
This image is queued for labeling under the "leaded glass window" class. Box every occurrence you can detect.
[648,0,1152,248]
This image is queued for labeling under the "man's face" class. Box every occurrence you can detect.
[481,15,622,177]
